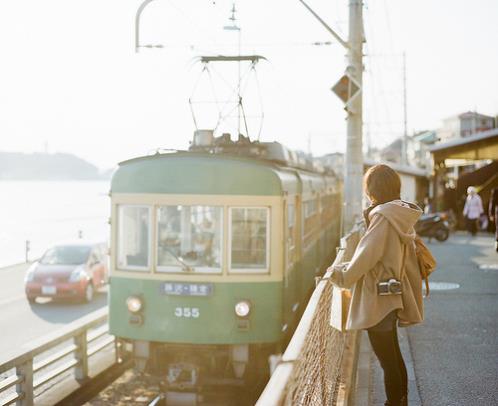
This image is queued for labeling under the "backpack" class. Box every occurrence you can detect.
[414,235,437,296]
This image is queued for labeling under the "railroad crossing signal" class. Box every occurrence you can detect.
[331,73,361,114]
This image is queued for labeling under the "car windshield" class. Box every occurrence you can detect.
[40,246,91,266]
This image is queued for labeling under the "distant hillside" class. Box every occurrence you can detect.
[0,152,108,180]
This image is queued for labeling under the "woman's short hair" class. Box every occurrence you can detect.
[364,164,401,204]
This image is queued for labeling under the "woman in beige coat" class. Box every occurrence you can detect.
[330,164,424,406]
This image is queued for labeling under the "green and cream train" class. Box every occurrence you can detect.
[108,133,341,394]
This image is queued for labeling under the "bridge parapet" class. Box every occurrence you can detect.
[257,222,364,406]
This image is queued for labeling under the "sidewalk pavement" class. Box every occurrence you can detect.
[355,232,498,406]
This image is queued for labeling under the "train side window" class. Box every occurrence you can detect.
[229,207,269,273]
[321,194,334,223]
[117,205,151,271]
[303,198,318,241]
[156,205,223,274]
[303,199,317,219]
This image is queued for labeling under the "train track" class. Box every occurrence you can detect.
[77,363,265,406]
[55,358,133,406]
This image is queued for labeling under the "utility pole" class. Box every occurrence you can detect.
[402,52,408,165]
[344,0,364,232]
[299,0,364,232]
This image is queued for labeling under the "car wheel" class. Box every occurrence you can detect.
[27,296,37,304]
[84,283,94,303]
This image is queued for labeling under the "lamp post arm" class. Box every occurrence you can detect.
[135,0,157,53]
[298,0,349,50]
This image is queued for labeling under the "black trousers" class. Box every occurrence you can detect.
[466,216,478,235]
[367,316,408,405]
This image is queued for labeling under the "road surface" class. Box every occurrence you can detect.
[0,262,107,360]
[408,232,498,405]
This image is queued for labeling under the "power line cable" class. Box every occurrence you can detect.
[364,2,399,147]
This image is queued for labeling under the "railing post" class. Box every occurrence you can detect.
[16,360,33,406]
[74,331,88,382]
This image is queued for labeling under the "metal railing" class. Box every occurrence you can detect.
[0,307,117,406]
[257,223,364,406]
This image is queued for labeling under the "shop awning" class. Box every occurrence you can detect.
[430,128,498,163]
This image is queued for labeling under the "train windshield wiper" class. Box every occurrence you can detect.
[166,249,193,272]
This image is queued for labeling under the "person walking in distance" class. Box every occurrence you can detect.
[463,186,484,236]
[489,187,498,252]
[328,164,424,406]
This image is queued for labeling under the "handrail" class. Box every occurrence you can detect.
[0,307,117,406]
[257,221,364,405]
[0,308,107,373]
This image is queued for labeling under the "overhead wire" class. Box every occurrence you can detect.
[211,63,254,129]
[188,65,212,129]
[363,0,400,149]
[166,0,221,49]
[151,1,351,149]
[252,64,265,140]
[382,0,395,55]
[206,67,223,125]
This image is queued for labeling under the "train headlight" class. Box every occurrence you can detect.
[235,301,251,318]
[126,296,143,313]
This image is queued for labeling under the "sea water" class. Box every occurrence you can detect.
[0,180,110,267]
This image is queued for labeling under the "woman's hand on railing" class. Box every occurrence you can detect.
[326,263,349,287]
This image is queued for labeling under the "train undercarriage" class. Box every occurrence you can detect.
[127,340,276,405]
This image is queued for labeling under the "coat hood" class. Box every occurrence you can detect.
[370,200,422,243]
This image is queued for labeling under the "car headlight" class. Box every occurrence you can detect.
[126,296,143,313]
[69,266,88,283]
[25,271,35,283]
[235,300,251,317]
[24,263,38,283]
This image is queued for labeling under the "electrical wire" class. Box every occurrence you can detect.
[363,1,400,148]
[252,64,265,140]
[166,0,221,49]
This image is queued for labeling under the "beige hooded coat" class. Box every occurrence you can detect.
[331,200,424,330]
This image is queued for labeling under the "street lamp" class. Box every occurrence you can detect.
[135,0,164,52]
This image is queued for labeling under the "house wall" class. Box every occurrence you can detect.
[400,173,417,203]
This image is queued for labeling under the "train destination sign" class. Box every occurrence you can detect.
[161,282,214,296]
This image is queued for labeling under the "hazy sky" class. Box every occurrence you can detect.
[0,0,497,169]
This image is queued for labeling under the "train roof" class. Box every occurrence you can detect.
[111,150,338,196]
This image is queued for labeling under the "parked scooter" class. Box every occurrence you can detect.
[415,212,450,242]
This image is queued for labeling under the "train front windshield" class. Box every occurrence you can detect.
[116,204,270,274]
[157,205,223,273]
